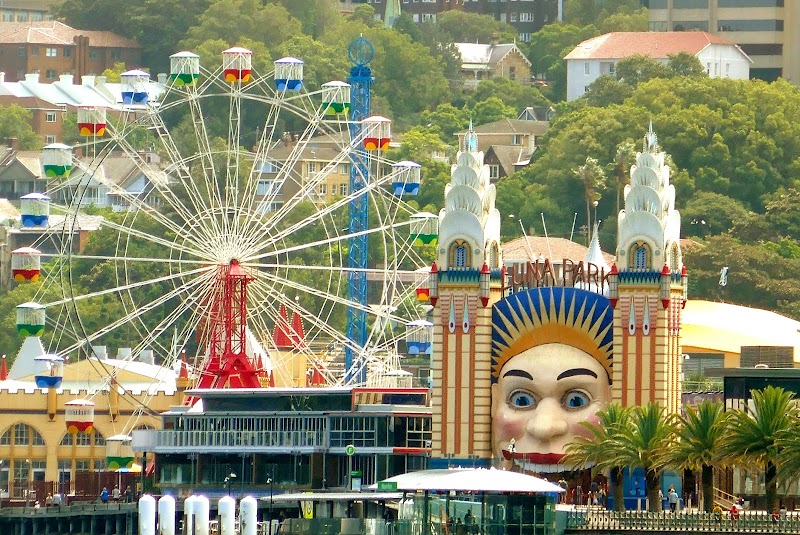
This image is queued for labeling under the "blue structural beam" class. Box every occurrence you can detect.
[345,38,374,385]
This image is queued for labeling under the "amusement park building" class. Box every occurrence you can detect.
[0,340,177,502]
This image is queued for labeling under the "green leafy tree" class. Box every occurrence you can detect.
[181,0,303,51]
[470,97,516,126]
[682,192,750,238]
[436,11,517,43]
[721,386,797,512]
[667,52,707,78]
[0,105,42,149]
[100,62,128,83]
[614,54,670,88]
[465,77,550,111]
[421,104,470,141]
[598,8,649,33]
[275,0,342,39]
[666,401,728,512]
[389,126,450,164]
[524,23,597,101]
[585,74,633,107]
[564,403,632,511]
[349,4,378,27]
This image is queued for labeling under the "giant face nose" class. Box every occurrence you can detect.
[526,397,569,440]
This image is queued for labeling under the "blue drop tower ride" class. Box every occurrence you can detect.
[345,37,374,385]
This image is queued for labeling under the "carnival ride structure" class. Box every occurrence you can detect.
[10,39,437,445]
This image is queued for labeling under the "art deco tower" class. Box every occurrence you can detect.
[609,125,687,414]
[429,124,505,466]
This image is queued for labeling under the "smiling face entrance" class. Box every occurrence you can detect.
[491,343,611,472]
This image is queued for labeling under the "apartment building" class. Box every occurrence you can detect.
[0,21,141,83]
[648,1,799,83]
[340,0,562,42]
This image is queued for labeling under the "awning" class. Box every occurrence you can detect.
[376,468,564,493]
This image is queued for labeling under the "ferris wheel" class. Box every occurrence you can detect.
[13,42,437,427]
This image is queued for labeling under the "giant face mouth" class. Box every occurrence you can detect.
[502,451,565,465]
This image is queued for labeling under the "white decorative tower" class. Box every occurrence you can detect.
[430,123,504,466]
[609,124,688,414]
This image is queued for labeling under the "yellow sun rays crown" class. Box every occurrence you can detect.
[491,287,613,382]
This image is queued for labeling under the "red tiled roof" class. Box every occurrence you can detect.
[565,32,735,61]
[503,236,615,265]
[0,21,140,48]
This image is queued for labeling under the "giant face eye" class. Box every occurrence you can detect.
[563,389,591,410]
[508,390,536,409]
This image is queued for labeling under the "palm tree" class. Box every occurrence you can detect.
[665,400,728,512]
[564,403,632,511]
[573,156,605,245]
[611,402,676,511]
[721,386,797,512]
[611,140,636,216]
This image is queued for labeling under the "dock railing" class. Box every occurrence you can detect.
[566,507,800,532]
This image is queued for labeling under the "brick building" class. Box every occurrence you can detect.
[0,21,141,83]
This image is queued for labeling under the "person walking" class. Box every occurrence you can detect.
[668,486,679,512]
[124,486,132,503]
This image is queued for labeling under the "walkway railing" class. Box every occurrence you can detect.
[566,508,800,532]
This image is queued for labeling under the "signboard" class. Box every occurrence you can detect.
[377,481,398,492]
[345,444,356,456]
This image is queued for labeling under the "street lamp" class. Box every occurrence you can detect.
[223,472,237,497]
[266,471,274,535]
[508,439,516,472]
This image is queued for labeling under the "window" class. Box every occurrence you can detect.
[422,13,436,22]
[488,164,499,180]
[584,62,590,75]
[45,135,57,144]
[719,0,783,5]
[519,12,534,22]
[340,183,349,196]
[629,242,651,270]
[31,47,39,56]
[648,0,668,6]
[412,14,419,22]
[89,50,98,59]
[46,47,57,57]
[45,112,57,123]
[740,43,783,56]
[18,47,25,57]
[16,13,28,22]
[63,48,72,57]
[46,69,57,79]
[257,179,273,196]
[511,12,518,22]
[451,241,469,268]
[112,49,122,61]
[718,19,784,32]
[3,13,12,22]
[674,20,709,31]
[60,433,73,446]
[76,460,90,471]
[674,0,708,6]
[649,21,668,31]
[338,163,349,175]
[518,32,532,42]
[318,183,327,195]
[511,134,522,145]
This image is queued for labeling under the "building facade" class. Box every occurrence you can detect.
[0,0,57,23]
[648,1,799,82]
[564,31,751,101]
[0,21,141,83]
[341,0,562,42]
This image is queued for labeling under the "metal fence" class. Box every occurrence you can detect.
[566,508,800,532]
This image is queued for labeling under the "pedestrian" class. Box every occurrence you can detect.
[124,486,132,503]
[730,503,740,527]
[100,487,109,503]
[45,494,53,507]
[52,492,62,510]
[668,485,679,512]
[112,485,121,502]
